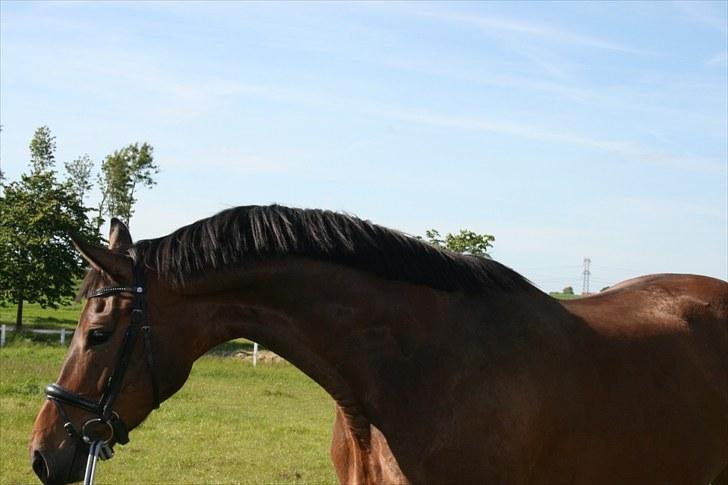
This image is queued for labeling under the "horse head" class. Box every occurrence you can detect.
[29,220,191,484]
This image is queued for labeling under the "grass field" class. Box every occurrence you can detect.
[1,340,338,484]
[547,292,581,300]
[0,301,83,330]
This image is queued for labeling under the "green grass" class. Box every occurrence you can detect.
[548,292,581,300]
[0,341,338,484]
[0,301,83,330]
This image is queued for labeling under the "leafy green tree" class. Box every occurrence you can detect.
[64,154,94,201]
[0,127,97,328]
[0,125,4,182]
[29,125,56,174]
[422,229,495,257]
[98,142,158,228]
[562,286,574,295]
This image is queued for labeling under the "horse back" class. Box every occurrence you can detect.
[562,273,728,364]
[552,274,728,485]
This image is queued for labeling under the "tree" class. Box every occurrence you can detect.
[422,228,495,258]
[64,154,94,202]
[0,127,97,328]
[29,126,56,174]
[94,171,107,237]
[562,286,574,295]
[0,124,5,182]
[98,142,158,227]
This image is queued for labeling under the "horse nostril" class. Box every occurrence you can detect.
[32,450,49,483]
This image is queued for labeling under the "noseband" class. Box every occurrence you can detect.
[45,261,160,453]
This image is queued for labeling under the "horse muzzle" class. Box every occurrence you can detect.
[30,442,86,485]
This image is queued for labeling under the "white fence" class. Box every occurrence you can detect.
[0,324,261,366]
[0,324,73,346]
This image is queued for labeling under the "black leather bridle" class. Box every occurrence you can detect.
[45,260,160,452]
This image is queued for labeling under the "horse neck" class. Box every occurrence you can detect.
[173,257,461,432]
[169,256,558,454]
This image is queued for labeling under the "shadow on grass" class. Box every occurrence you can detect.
[0,319,78,331]
[40,316,77,324]
[1,331,72,347]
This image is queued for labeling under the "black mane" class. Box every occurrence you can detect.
[127,205,531,294]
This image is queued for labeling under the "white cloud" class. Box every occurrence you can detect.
[162,147,305,177]
[706,51,728,67]
[370,107,725,174]
[674,1,728,35]
[7,31,722,179]
[409,8,645,54]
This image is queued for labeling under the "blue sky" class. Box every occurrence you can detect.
[1,1,726,292]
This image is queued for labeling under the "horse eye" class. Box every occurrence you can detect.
[87,329,112,346]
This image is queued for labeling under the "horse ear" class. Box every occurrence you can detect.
[108,218,133,251]
[70,232,133,282]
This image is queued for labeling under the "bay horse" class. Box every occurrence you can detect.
[30,205,727,484]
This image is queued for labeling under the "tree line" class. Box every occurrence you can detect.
[1,126,495,328]
[0,126,159,327]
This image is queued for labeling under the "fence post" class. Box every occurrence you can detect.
[253,342,258,367]
[60,328,66,345]
[1,325,5,347]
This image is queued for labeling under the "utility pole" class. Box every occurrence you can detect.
[582,257,591,295]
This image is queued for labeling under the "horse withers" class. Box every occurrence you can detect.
[30,206,728,484]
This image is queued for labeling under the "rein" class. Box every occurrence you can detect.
[44,261,160,484]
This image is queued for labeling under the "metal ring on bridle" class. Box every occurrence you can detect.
[81,418,114,445]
